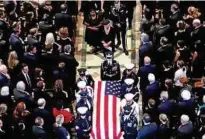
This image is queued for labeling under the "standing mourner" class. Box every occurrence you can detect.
[109,0,128,55]
[75,107,91,139]
[120,104,138,139]
[100,51,121,81]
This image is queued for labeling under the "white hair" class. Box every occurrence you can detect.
[16,81,26,91]
[37,98,46,107]
[56,114,64,125]
[160,91,169,100]
[181,114,189,125]
[148,73,155,83]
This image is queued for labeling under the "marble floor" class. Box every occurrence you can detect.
[75,4,142,81]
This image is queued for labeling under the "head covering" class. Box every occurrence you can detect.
[79,91,88,98]
[77,81,86,89]
[124,78,134,86]
[148,73,155,83]
[125,93,134,101]
[105,51,113,59]
[77,107,88,115]
[123,105,132,115]
[0,86,9,96]
[181,90,191,100]
[126,63,134,70]
[78,68,86,76]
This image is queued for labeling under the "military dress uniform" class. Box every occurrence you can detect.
[121,93,140,123]
[109,1,128,55]
[77,68,95,88]
[121,63,138,85]
[121,78,139,102]
[75,107,91,139]
[76,81,93,111]
[101,52,121,81]
[120,105,138,139]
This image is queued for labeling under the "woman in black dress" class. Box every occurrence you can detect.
[100,19,116,56]
[84,9,102,54]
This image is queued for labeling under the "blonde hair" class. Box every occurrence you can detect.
[45,32,55,49]
[8,51,19,70]
[188,6,201,18]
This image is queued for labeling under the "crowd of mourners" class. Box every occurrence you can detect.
[0,0,205,139]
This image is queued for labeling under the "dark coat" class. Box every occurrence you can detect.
[177,122,193,139]
[138,123,158,139]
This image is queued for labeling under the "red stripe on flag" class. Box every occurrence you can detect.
[96,81,102,139]
[112,96,117,138]
[90,131,95,139]
[104,95,109,138]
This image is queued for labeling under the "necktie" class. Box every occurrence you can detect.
[26,74,31,87]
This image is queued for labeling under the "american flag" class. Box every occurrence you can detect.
[90,81,123,139]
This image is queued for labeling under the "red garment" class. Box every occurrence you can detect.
[53,108,73,123]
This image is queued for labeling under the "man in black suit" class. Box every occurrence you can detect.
[32,98,53,138]
[9,22,25,61]
[55,4,74,38]
[137,56,156,93]
[59,45,79,91]
[23,45,38,72]
[17,63,33,92]
[32,117,48,139]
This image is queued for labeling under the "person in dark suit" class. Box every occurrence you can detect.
[109,0,128,55]
[169,3,182,31]
[191,19,205,45]
[32,117,48,139]
[59,44,79,91]
[100,51,121,81]
[144,99,158,123]
[157,113,171,139]
[139,33,153,66]
[54,114,70,139]
[177,114,194,139]
[137,114,158,139]
[16,63,32,92]
[32,98,53,138]
[144,73,160,105]
[54,4,74,38]
[77,68,94,88]
[9,22,25,61]
[23,45,38,72]
[137,56,156,93]
[178,90,195,120]
[157,91,175,117]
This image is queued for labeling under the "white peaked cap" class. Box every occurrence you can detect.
[124,78,134,85]
[77,107,88,115]
[181,90,191,100]
[0,86,9,96]
[77,81,86,89]
[126,63,134,70]
[125,93,134,101]
[148,73,155,82]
